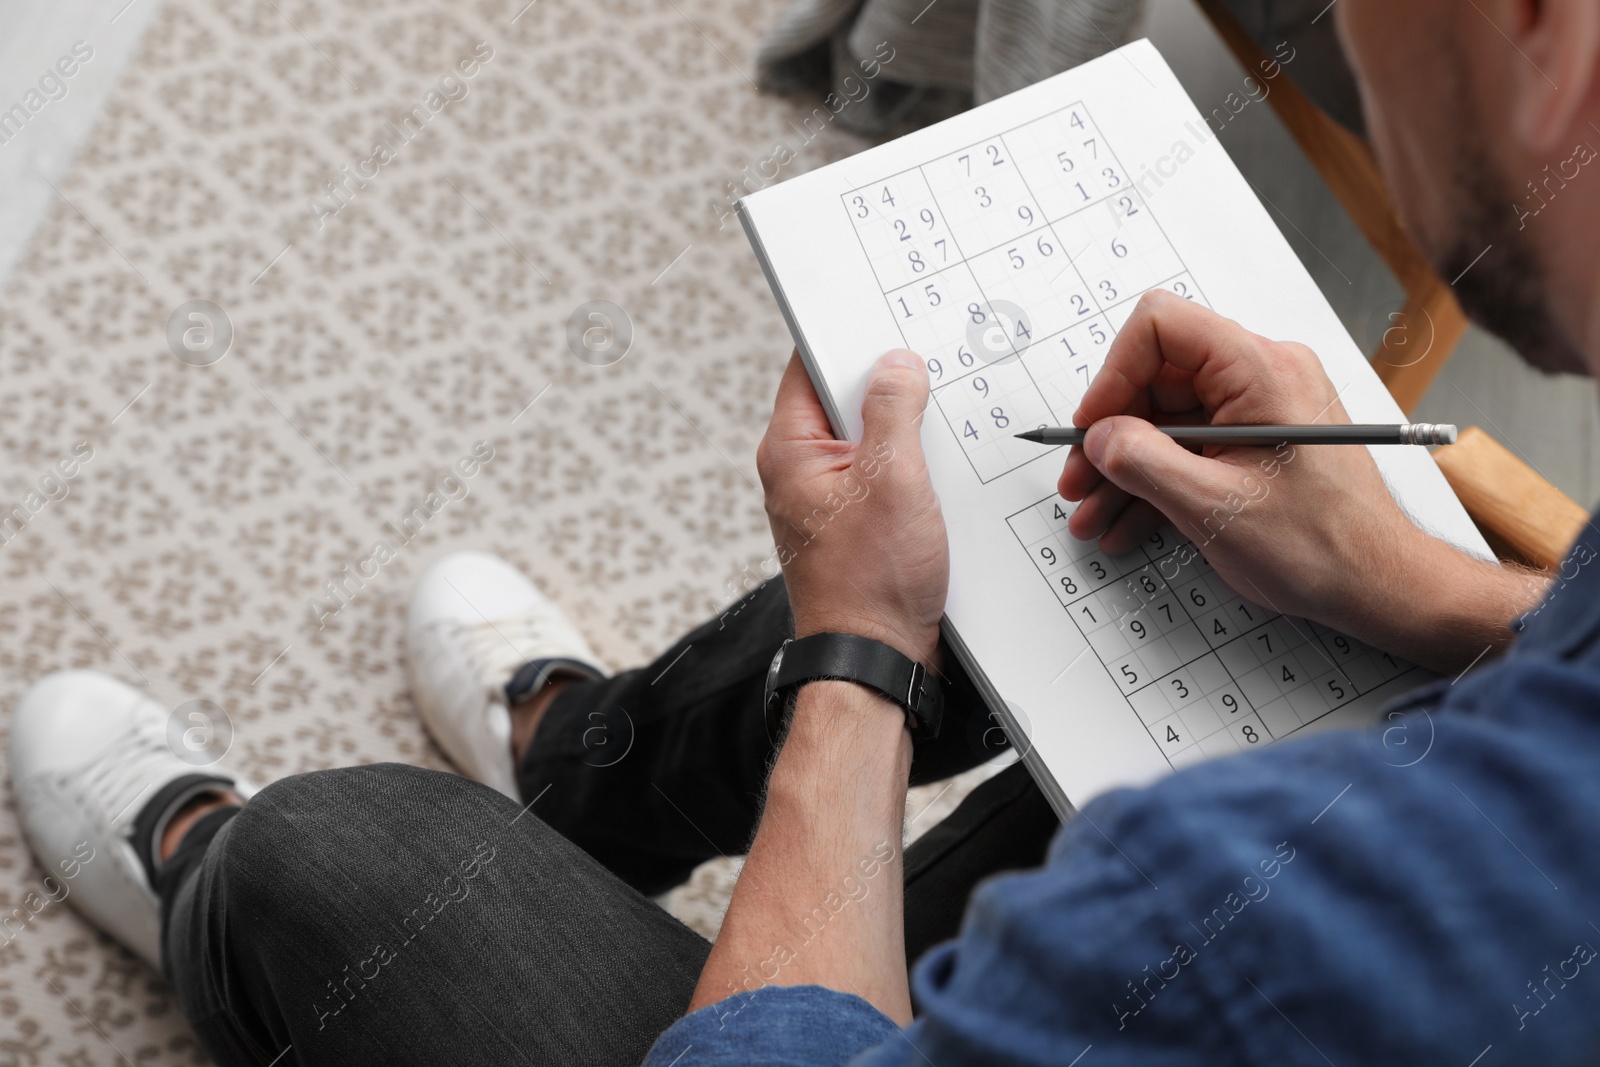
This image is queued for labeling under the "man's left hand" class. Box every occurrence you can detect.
[755,350,949,668]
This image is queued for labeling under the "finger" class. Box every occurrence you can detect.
[765,350,837,445]
[1066,478,1134,542]
[1074,290,1258,428]
[1097,498,1168,558]
[1059,444,1103,503]
[1082,415,1234,531]
[856,349,931,469]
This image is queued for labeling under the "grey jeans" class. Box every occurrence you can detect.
[164,763,712,1066]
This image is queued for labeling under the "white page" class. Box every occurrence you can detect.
[739,40,1490,815]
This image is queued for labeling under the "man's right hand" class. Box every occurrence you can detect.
[1059,290,1543,673]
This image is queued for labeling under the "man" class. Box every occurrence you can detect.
[12,0,1600,1061]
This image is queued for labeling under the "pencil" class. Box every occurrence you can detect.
[1013,423,1458,447]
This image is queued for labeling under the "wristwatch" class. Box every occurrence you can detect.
[763,632,943,741]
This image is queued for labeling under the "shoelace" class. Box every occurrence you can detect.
[73,704,188,832]
[449,615,550,697]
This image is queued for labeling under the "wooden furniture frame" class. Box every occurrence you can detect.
[1194,0,1469,415]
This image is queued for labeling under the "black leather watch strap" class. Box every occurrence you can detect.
[764,632,943,741]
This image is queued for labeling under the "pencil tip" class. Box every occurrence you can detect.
[1015,429,1044,443]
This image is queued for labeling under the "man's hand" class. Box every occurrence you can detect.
[756,350,948,667]
[1061,291,1543,673]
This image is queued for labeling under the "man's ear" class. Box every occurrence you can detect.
[1508,0,1600,153]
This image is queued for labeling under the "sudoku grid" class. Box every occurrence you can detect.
[841,100,1208,484]
[1005,496,1417,767]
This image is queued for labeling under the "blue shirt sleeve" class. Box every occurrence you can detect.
[642,985,899,1067]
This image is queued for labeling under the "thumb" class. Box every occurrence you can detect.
[1083,417,1231,527]
[857,349,930,465]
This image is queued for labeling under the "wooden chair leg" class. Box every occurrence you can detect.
[1371,277,1471,416]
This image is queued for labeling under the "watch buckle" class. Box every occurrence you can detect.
[905,661,925,711]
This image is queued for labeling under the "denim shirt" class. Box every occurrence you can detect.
[646,521,1600,1066]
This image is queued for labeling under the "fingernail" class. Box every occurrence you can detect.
[1085,422,1110,466]
[880,349,924,371]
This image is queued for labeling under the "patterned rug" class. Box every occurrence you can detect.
[0,0,1005,1060]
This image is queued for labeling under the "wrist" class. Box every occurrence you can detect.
[779,679,914,769]
[1333,529,1541,673]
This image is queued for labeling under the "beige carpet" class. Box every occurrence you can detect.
[0,0,999,1059]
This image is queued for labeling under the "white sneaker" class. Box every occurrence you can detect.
[405,551,606,800]
[9,670,258,969]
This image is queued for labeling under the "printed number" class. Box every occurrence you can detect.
[1241,725,1260,743]
[1060,337,1078,358]
[1111,238,1128,258]
[958,346,976,367]
[990,406,1010,428]
[1070,111,1086,130]
[1037,234,1054,256]
[973,376,989,398]
[958,154,971,176]
[1129,620,1147,640]
[1213,619,1228,637]
[1090,323,1108,345]
[1088,560,1106,579]
[1148,530,1165,551]
[1334,636,1352,654]
[924,283,942,306]
[1328,678,1346,700]
[1237,603,1255,623]
[1071,294,1089,316]
[852,195,868,218]
[1039,546,1056,565]
[987,144,1006,166]
[1171,678,1190,699]
[1257,633,1273,655]
[964,420,979,441]
[1080,605,1097,624]
[1057,151,1076,173]
[895,219,910,242]
[934,238,948,260]
[1121,665,1139,686]
[1189,588,1207,608]
[1083,137,1098,159]
[1017,205,1034,226]
[1115,194,1139,218]
[897,297,912,318]
[1282,665,1297,683]
[1053,504,1070,521]
[927,358,943,380]
[1061,575,1078,595]
[1102,167,1122,188]
[920,208,936,229]
[1221,694,1239,713]
[908,251,925,272]
[1099,280,1118,302]
[1076,181,1090,201]
[1166,725,1180,743]
[1158,603,1173,623]
[1008,248,1025,270]
[1173,281,1194,300]
[1139,574,1157,594]
[975,186,992,208]
[968,303,987,323]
